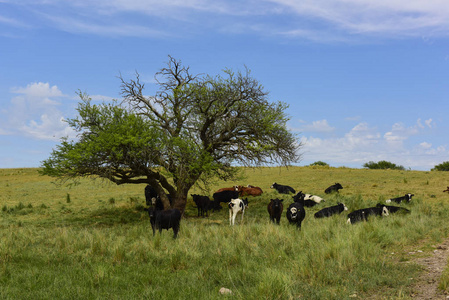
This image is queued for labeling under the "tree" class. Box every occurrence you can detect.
[309,161,329,167]
[432,161,449,171]
[363,160,405,170]
[41,56,301,212]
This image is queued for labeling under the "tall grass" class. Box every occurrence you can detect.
[1,167,449,299]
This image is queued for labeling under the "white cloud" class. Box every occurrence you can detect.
[1,82,76,141]
[299,119,335,133]
[300,119,447,170]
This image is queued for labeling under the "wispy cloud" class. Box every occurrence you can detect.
[4,0,449,41]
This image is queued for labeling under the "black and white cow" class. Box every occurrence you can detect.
[271,182,296,194]
[314,203,348,218]
[228,198,249,226]
[347,205,389,224]
[293,191,319,207]
[267,198,284,224]
[144,207,182,239]
[376,203,411,214]
[304,194,325,203]
[385,193,414,204]
[286,196,306,229]
[325,183,343,194]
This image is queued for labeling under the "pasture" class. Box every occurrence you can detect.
[1,166,449,299]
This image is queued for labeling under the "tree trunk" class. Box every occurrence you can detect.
[173,193,188,215]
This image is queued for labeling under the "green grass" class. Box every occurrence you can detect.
[1,167,449,299]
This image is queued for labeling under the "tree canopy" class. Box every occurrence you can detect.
[41,56,301,211]
[363,160,405,170]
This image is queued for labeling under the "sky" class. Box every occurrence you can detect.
[1,0,448,171]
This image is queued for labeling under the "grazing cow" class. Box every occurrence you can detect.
[347,205,389,224]
[385,193,414,204]
[213,190,240,211]
[293,191,319,207]
[444,186,449,193]
[376,203,411,214]
[314,203,348,218]
[191,194,212,217]
[325,183,343,194]
[144,207,182,239]
[267,198,284,224]
[228,198,249,225]
[271,182,296,194]
[235,185,263,197]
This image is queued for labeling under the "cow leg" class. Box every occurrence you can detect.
[172,226,179,239]
[150,223,156,236]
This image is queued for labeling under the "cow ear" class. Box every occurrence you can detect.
[280,199,283,202]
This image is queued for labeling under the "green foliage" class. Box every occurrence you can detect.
[309,161,329,167]
[363,160,405,170]
[432,161,449,171]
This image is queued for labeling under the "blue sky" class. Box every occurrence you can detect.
[1,0,448,170]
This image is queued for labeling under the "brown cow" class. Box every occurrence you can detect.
[215,187,236,194]
[247,185,263,194]
[444,186,449,193]
[235,185,263,196]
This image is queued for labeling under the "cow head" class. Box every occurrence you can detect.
[339,203,348,211]
[289,207,298,220]
[270,198,283,209]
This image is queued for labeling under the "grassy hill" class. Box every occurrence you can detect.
[1,167,449,299]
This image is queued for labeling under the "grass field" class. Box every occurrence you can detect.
[1,166,449,299]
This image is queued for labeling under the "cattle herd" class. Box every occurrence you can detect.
[144,181,414,238]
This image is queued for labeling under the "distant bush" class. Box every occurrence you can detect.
[363,160,405,170]
[432,161,449,171]
[309,161,329,167]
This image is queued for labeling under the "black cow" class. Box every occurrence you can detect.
[144,207,182,239]
[144,184,173,210]
[267,198,284,224]
[292,191,319,207]
[347,205,389,224]
[145,185,159,206]
[271,182,296,194]
[286,196,306,229]
[314,203,348,218]
[212,190,239,211]
[376,203,411,214]
[325,183,343,194]
[191,194,212,217]
[385,193,414,204]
